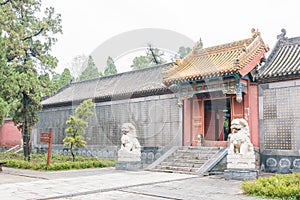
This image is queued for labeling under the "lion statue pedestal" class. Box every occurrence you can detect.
[115,123,142,170]
[224,118,258,180]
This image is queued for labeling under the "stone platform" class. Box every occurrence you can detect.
[224,168,258,180]
[115,161,143,170]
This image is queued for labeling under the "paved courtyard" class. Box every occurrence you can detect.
[0,167,264,200]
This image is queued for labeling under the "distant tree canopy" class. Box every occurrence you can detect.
[130,44,166,70]
[103,56,117,76]
[173,38,203,60]
[69,55,102,81]
[69,54,88,80]
[78,55,101,81]
[131,55,151,70]
[0,0,62,161]
[52,68,73,92]
[177,46,192,59]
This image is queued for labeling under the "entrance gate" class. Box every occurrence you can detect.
[204,98,231,142]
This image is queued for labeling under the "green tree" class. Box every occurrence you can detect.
[58,68,73,88]
[130,56,151,70]
[78,55,100,81]
[131,45,166,70]
[63,99,95,162]
[146,45,166,65]
[0,98,8,124]
[103,56,117,76]
[0,1,62,161]
[0,32,9,124]
[69,54,88,80]
[177,46,192,59]
[52,68,73,92]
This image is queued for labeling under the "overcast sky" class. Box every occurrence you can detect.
[44,0,300,73]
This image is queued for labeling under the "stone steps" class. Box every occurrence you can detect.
[149,168,197,174]
[166,155,213,160]
[160,161,204,168]
[166,159,206,164]
[151,146,221,174]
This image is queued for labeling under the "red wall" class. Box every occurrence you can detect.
[0,119,22,147]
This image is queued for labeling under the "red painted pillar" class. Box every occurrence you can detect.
[248,83,259,147]
[183,99,192,146]
[232,96,244,120]
[242,81,259,147]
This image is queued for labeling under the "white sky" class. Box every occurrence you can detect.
[44,0,300,74]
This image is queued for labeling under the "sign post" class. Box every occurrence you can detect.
[40,129,53,169]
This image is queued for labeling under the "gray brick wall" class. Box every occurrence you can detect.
[33,94,182,148]
[259,79,300,173]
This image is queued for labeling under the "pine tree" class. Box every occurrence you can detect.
[52,68,73,92]
[0,1,62,161]
[103,56,117,76]
[0,29,9,124]
[78,56,100,81]
[63,99,95,162]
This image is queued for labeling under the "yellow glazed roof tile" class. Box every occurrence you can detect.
[163,29,268,83]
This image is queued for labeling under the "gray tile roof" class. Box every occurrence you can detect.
[42,63,172,107]
[259,29,300,82]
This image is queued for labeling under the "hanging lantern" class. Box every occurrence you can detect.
[236,92,243,103]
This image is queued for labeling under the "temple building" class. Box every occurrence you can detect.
[34,29,269,167]
[163,29,268,148]
[258,29,300,173]
[34,65,183,161]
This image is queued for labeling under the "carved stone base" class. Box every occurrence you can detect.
[118,150,141,162]
[227,153,256,169]
[224,168,258,180]
[115,161,143,170]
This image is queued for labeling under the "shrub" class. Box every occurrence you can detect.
[242,173,300,200]
[0,152,117,171]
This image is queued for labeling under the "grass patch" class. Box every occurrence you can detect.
[0,152,117,171]
[242,173,300,200]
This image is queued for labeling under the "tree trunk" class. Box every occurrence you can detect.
[22,93,30,162]
[70,144,75,162]
[22,124,30,161]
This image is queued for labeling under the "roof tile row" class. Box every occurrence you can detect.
[163,30,268,84]
[259,30,300,81]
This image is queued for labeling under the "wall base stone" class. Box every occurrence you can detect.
[224,168,258,180]
[115,161,143,170]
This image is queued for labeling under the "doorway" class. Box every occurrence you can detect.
[204,98,231,141]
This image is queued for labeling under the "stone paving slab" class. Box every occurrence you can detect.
[119,176,262,200]
[0,170,197,200]
[65,176,263,200]
[0,167,265,200]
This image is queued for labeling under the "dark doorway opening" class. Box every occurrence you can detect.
[204,98,231,141]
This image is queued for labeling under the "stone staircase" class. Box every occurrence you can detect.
[6,145,23,153]
[149,146,225,174]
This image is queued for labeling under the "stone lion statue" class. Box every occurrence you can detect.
[228,118,254,155]
[120,123,141,153]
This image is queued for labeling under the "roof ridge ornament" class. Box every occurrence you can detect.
[251,28,260,39]
[192,38,203,53]
[277,28,287,40]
